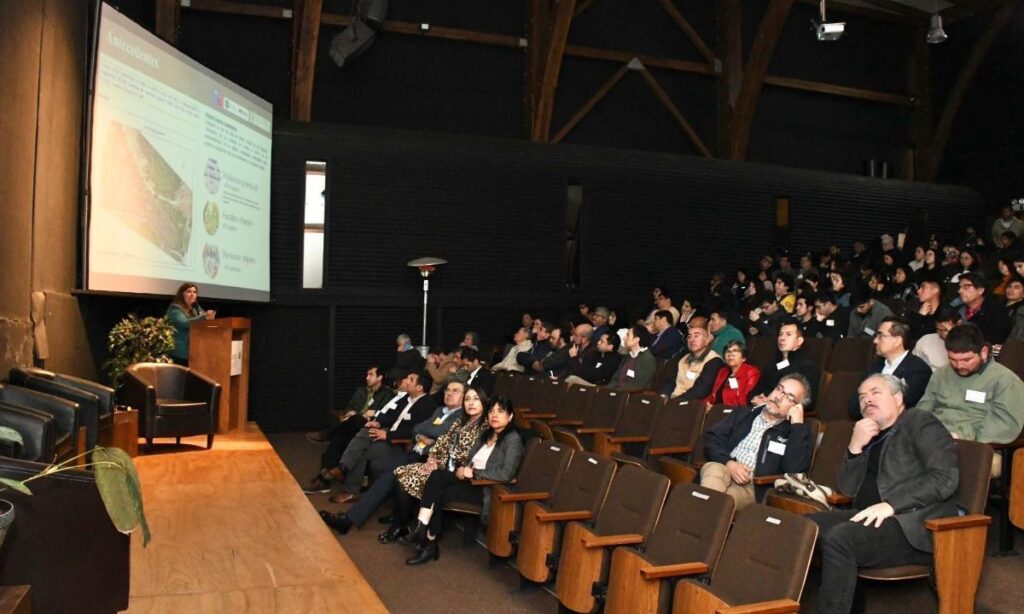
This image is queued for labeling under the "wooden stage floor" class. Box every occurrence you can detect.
[123,424,387,613]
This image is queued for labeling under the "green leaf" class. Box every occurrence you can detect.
[0,478,32,495]
[92,447,150,546]
[0,427,23,448]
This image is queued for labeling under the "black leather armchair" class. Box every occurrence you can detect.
[0,402,54,462]
[123,362,221,452]
[0,384,78,462]
[9,367,114,451]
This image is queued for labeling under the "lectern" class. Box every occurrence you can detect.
[189,317,251,433]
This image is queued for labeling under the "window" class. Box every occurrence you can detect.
[303,161,326,289]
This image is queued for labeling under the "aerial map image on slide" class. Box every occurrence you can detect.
[97,120,193,262]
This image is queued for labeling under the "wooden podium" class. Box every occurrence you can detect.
[189,317,251,434]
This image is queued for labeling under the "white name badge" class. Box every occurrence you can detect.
[965,389,987,404]
[685,370,698,380]
[595,362,603,369]
[864,327,875,336]
[776,359,790,370]
[728,377,739,390]
[826,319,835,327]
[767,440,787,456]
[626,369,636,378]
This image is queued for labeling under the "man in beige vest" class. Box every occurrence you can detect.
[660,319,724,400]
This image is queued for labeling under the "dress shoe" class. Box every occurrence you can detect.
[398,521,426,546]
[405,538,440,565]
[305,430,329,444]
[378,513,394,524]
[378,524,408,544]
[302,475,331,494]
[329,491,360,504]
[325,467,344,480]
[323,512,353,535]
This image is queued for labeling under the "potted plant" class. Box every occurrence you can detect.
[0,440,151,551]
[103,314,175,392]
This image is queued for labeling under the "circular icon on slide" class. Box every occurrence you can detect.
[203,200,220,236]
[204,158,221,195]
[203,243,220,279]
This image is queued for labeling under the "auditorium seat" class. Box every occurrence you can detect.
[493,371,516,399]
[764,420,854,515]
[0,384,79,462]
[996,338,1024,380]
[604,484,735,614]
[592,391,665,458]
[610,398,705,472]
[671,504,818,613]
[746,335,778,373]
[547,383,595,428]
[9,368,114,453]
[123,362,220,453]
[0,401,55,462]
[817,371,864,423]
[519,378,566,422]
[486,440,573,558]
[551,386,627,451]
[651,358,674,393]
[825,337,874,374]
[554,464,670,612]
[657,404,736,485]
[516,451,616,584]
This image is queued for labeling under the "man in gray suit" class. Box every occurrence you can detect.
[810,373,958,613]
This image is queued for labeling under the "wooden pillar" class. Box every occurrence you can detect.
[154,0,180,45]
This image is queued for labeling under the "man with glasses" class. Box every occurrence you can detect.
[956,271,1011,344]
[700,373,814,509]
[847,317,931,419]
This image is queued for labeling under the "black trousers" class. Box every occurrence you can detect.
[419,470,483,537]
[808,510,932,614]
[320,415,367,470]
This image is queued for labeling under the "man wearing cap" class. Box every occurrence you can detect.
[847,287,893,339]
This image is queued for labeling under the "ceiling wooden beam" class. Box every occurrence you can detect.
[638,66,712,157]
[290,0,322,121]
[524,0,548,138]
[552,62,630,143]
[573,0,599,19]
[655,0,716,64]
[762,75,914,105]
[716,0,742,157]
[564,45,715,75]
[154,0,180,45]
[532,0,578,142]
[729,0,796,160]
[926,0,1015,180]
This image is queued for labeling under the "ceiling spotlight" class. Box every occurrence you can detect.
[811,0,845,41]
[927,12,948,44]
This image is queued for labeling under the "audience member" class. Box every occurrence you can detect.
[460,348,494,396]
[492,327,532,372]
[956,272,1011,344]
[387,334,426,386]
[661,323,724,400]
[708,341,761,406]
[811,374,957,614]
[565,330,621,387]
[847,287,893,339]
[991,205,1024,245]
[751,321,821,405]
[701,373,813,508]
[649,310,684,359]
[808,291,849,341]
[608,325,655,391]
[913,308,959,371]
[847,317,931,419]
[708,309,744,356]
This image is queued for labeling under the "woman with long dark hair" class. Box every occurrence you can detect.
[403,396,523,565]
[166,282,215,365]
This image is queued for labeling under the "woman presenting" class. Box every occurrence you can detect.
[166,282,215,365]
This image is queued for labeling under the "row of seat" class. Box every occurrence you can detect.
[478,439,817,613]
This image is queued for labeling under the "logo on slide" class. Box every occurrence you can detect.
[204,158,221,195]
[203,243,220,279]
[203,201,220,236]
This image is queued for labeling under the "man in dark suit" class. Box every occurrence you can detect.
[516,322,553,371]
[811,373,957,613]
[957,271,1011,344]
[333,370,436,504]
[649,310,684,359]
[807,291,849,341]
[387,334,426,387]
[848,316,932,419]
[461,347,494,395]
[750,320,822,408]
[565,328,621,386]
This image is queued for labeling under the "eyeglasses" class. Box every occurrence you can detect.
[873,331,897,339]
[773,385,798,404]
[958,283,975,290]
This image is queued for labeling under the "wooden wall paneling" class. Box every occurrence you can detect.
[925,0,1016,181]
[729,0,797,160]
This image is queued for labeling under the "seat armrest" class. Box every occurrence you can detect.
[752,474,782,486]
[581,533,645,548]
[522,412,556,420]
[0,385,79,446]
[184,369,219,402]
[471,479,511,486]
[22,378,100,449]
[716,599,802,614]
[577,427,614,434]
[549,419,583,427]
[639,561,709,580]
[607,435,651,444]
[55,375,115,416]
[498,491,550,503]
[990,437,1024,450]
[390,438,412,447]
[648,445,692,455]
[535,510,592,523]
[827,493,853,505]
[925,514,991,531]
[0,402,55,462]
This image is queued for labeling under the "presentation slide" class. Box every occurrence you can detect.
[87,3,272,302]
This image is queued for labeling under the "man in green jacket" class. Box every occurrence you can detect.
[916,323,1024,444]
[607,325,656,391]
[709,309,745,357]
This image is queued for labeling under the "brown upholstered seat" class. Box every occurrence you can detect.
[764,420,855,514]
[555,464,671,612]
[516,451,616,583]
[604,484,736,614]
[825,337,875,374]
[609,398,705,471]
[657,404,737,485]
[652,358,674,393]
[592,391,666,458]
[548,383,595,428]
[493,370,516,399]
[996,338,1024,379]
[528,419,554,440]
[671,504,818,613]
[817,371,863,423]
[746,335,778,374]
[552,386,627,451]
[487,439,573,558]
[124,362,220,452]
[520,378,566,421]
